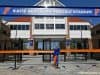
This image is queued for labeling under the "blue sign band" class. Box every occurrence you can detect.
[0,7,100,16]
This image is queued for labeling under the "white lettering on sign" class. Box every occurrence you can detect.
[12,8,93,16]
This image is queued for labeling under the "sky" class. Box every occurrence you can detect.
[0,0,100,25]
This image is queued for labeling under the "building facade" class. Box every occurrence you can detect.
[92,24,100,49]
[0,19,10,50]
[0,18,23,61]
[6,0,92,61]
[91,24,100,60]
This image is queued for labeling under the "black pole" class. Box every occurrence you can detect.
[13,40,18,70]
[64,53,66,62]
[64,39,66,62]
[12,53,17,70]
[14,29,17,69]
[14,54,17,69]
[49,39,51,62]
[43,40,44,62]
[81,28,87,60]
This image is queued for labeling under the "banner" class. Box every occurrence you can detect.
[0,6,100,16]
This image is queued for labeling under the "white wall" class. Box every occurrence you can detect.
[69,30,91,39]
[33,30,67,35]
[7,22,31,39]
[69,22,90,25]
[7,19,92,39]
[32,17,68,35]
[34,17,65,24]
[10,30,30,38]
[69,22,91,39]
[7,22,31,25]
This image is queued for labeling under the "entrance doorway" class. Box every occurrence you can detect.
[34,38,65,62]
[42,39,51,62]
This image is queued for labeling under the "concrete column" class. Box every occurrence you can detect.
[65,38,71,61]
[33,39,34,50]
[88,39,93,59]
[66,39,70,49]
[88,39,93,49]
[28,39,35,56]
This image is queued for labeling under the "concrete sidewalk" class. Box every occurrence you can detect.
[0,55,100,75]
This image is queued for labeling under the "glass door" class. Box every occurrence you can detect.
[42,39,51,62]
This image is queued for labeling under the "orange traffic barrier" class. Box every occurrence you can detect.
[61,49,100,53]
[0,50,53,54]
[0,49,99,54]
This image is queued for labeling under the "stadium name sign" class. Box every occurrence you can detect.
[0,6,100,16]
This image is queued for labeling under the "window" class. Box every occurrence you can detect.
[70,25,89,30]
[81,25,88,30]
[10,25,13,30]
[84,26,88,30]
[74,25,77,30]
[13,25,17,30]
[81,25,84,30]
[18,25,21,30]
[10,25,17,30]
[25,25,29,30]
[40,24,44,29]
[35,24,39,29]
[10,25,16,30]
[46,24,54,29]
[35,17,44,19]
[35,24,44,29]
[22,25,25,30]
[70,25,74,30]
[55,24,65,29]
[77,25,81,30]
[10,25,29,30]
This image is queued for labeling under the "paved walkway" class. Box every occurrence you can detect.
[0,55,100,75]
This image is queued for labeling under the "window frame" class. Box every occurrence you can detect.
[46,24,54,29]
[55,24,65,29]
[35,24,44,29]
